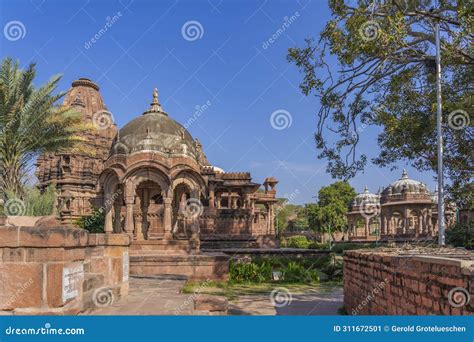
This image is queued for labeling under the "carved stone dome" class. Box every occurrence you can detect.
[352,186,380,207]
[382,169,429,195]
[111,88,197,159]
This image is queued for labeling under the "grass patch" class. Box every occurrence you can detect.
[182,280,342,301]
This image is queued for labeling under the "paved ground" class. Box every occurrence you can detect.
[229,288,343,315]
[84,276,198,315]
[85,277,343,315]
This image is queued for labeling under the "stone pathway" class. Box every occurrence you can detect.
[228,288,343,315]
[84,276,198,315]
[84,277,343,315]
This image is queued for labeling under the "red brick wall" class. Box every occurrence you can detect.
[0,226,130,315]
[344,250,473,315]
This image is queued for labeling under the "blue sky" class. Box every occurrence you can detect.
[0,0,439,204]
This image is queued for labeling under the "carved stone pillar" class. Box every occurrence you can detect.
[163,197,172,238]
[209,185,215,208]
[113,201,122,233]
[104,199,113,234]
[364,217,369,237]
[124,196,135,235]
[268,203,275,235]
[141,188,149,240]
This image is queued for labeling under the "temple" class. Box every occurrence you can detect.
[35,78,279,278]
[347,170,456,241]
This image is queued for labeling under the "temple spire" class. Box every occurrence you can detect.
[401,169,408,179]
[143,87,166,115]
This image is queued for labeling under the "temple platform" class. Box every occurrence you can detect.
[130,252,229,280]
[200,234,279,249]
[129,240,229,280]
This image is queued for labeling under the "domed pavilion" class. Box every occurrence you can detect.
[347,170,457,242]
[36,79,279,279]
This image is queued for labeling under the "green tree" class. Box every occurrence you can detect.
[0,58,91,199]
[287,0,473,205]
[275,201,308,234]
[306,181,356,240]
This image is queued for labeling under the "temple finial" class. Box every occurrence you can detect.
[401,169,408,179]
[143,87,166,115]
[364,185,369,193]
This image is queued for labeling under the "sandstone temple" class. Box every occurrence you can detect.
[34,78,279,278]
[347,170,456,241]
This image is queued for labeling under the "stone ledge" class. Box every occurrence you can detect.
[0,226,89,248]
[412,255,474,269]
[88,233,130,247]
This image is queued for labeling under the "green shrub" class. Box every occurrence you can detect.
[0,185,56,216]
[285,235,311,249]
[24,185,56,216]
[229,256,341,284]
[446,223,474,249]
[75,208,105,233]
[282,261,320,283]
[229,260,272,283]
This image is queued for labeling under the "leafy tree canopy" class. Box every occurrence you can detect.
[288,0,473,205]
[0,58,92,198]
[306,181,357,237]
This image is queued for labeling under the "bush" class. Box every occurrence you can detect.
[75,208,105,233]
[446,223,474,249]
[285,235,311,249]
[24,185,56,216]
[229,256,342,284]
[0,185,56,216]
[282,261,320,283]
[229,260,272,284]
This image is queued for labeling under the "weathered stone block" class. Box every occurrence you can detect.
[0,263,43,310]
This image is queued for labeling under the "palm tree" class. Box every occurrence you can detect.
[0,58,90,199]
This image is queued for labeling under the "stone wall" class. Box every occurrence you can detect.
[0,225,130,315]
[344,249,474,315]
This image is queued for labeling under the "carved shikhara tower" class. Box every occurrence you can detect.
[35,78,117,222]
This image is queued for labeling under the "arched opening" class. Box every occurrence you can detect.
[369,217,379,236]
[133,179,165,240]
[172,182,200,239]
